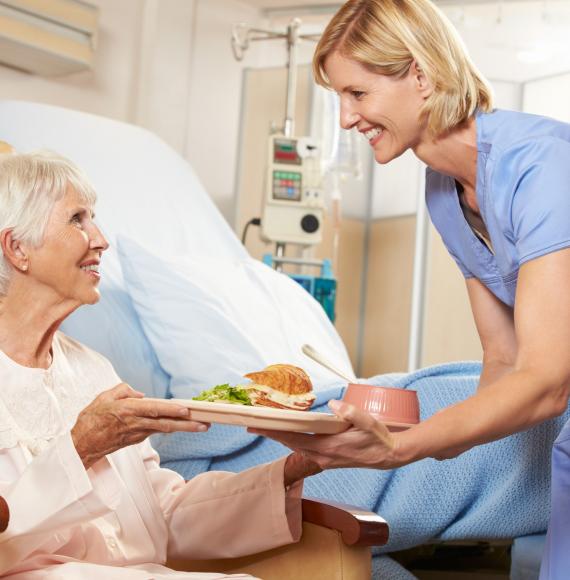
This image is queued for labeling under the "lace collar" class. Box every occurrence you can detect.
[0,333,94,455]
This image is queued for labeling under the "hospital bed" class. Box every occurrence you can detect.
[0,100,389,579]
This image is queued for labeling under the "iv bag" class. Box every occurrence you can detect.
[310,85,363,180]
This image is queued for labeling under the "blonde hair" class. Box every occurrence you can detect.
[0,150,97,294]
[313,0,493,136]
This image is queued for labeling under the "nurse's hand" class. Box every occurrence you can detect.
[71,383,210,470]
[250,400,403,471]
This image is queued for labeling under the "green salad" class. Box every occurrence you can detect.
[192,384,253,406]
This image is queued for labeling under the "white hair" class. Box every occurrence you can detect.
[0,150,97,295]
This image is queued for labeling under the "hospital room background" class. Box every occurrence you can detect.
[1,1,570,579]
[1,0,568,378]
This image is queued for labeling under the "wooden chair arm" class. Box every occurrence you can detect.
[0,495,9,533]
[167,498,388,578]
[301,497,389,547]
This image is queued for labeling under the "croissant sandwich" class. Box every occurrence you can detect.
[244,364,316,411]
[192,363,316,411]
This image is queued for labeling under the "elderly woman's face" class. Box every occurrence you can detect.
[25,185,108,306]
[324,51,431,165]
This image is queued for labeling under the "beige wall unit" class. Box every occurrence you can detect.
[361,218,482,378]
[421,225,482,367]
[0,0,98,75]
[361,216,416,377]
[315,217,365,366]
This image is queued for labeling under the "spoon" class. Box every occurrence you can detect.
[302,344,358,383]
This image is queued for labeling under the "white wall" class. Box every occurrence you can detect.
[0,0,265,222]
[441,1,570,83]
[371,151,421,219]
[492,80,523,111]
[133,0,196,153]
[184,0,263,219]
[523,73,570,122]
[0,0,143,121]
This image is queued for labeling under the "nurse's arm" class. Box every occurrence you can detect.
[397,247,570,463]
[466,278,517,388]
[254,250,570,470]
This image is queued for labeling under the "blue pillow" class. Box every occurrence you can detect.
[61,252,170,398]
[117,236,355,398]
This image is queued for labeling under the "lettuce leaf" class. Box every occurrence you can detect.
[192,384,253,406]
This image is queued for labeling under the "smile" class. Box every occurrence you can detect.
[80,264,99,272]
[80,263,100,278]
[363,126,383,144]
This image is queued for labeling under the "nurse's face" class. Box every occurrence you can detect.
[324,51,431,165]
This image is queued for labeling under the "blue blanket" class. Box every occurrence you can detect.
[155,362,569,579]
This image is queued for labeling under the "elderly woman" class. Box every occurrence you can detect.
[254,0,570,576]
[0,151,319,579]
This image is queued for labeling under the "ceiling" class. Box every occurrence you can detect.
[241,0,519,10]
[242,0,340,8]
[242,0,570,83]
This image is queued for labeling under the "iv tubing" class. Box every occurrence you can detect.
[331,198,341,275]
[284,19,300,137]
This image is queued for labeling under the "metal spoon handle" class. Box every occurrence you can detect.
[302,344,357,383]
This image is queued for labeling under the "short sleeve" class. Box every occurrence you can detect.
[505,137,570,266]
[448,249,474,279]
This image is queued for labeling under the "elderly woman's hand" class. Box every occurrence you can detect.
[251,400,404,471]
[71,383,209,469]
[283,451,323,486]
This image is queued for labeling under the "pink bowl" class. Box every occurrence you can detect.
[342,384,420,425]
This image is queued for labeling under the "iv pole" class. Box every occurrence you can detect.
[232,19,320,139]
[231,19,320,262]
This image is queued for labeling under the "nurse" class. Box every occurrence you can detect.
[254,0,570,576]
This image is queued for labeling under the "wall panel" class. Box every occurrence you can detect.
[361,216,415,376]
[421,226,483,366]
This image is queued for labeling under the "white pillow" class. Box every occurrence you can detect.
[117,237,354,397]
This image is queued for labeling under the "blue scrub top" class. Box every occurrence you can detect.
[426,109,570,579]
[426,109,570,307]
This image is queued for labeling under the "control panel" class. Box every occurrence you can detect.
[260,134,325,246]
